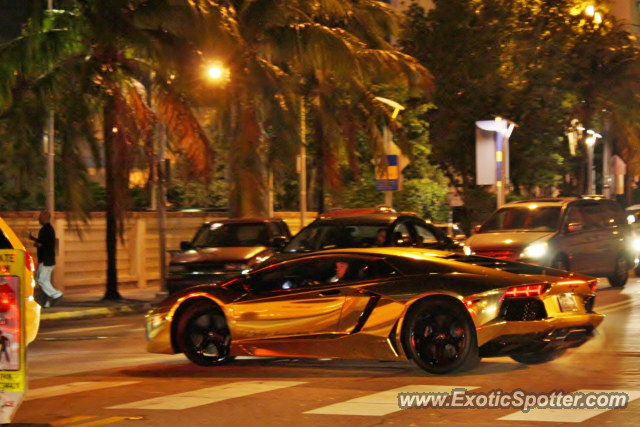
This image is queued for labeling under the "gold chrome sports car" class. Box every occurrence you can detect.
[145,247,604,374]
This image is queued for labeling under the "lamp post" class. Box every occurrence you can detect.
[374,97,405,208]
[584,130,602,195]
[46,1,55,215]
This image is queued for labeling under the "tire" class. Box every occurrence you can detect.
[608,253,629,288]
[511,349,566,365]
[551,255,570,272]
[176,301,234,366]
[402,298,480,374]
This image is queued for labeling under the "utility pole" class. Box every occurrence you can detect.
[46,1,55,214]
[299,96,307,230]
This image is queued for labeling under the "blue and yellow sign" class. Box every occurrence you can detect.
[375,155,399,191]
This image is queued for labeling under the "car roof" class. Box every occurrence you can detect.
[504,196,615,208]
[202,218,284,225]
[297,247,455,259]
[310,213,415,226]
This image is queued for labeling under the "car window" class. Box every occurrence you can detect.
[0,231,11,249]
[482,207,561,232]
[385,256,453,275]
[191,223,270,247]
[282,224,389,253]
[414,222,440,246]
[578,203,606,230]
[392,222,413,247]
[250,257,396,292]
[599,201,627,227]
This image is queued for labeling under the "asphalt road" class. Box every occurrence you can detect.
[13,277,640,427]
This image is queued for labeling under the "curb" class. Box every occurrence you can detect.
[39,302,154,323]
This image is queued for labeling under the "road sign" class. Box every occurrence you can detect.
[375,155,399,191]
[0,250,26,423]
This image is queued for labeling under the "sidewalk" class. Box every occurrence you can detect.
[38,285,167,324]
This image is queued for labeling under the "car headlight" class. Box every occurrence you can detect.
[224,263,248,271]
[521,242,548,259]
[633,239,640,252]
[463,246,472,255]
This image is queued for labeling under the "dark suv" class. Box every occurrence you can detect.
[277,210,464,258]
[465,196,634,287]
[167,218,291,294]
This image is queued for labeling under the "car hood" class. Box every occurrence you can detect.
[467,231,553,251]
[171,247,269,264]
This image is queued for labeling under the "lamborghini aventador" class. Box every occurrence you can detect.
[145,247,604,374]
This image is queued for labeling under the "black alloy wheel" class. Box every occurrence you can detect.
[402,298,480,374]
[608,254,629,288]
[510,348,566,364]
[177,301,234,366]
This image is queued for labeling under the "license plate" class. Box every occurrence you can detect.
[558,294,578,312]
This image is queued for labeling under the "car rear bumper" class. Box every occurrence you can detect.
[476,313,604,357]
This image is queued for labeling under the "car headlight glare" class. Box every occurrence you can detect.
[522,242,548,258]
[633,239,640,252]
[463,246,472,256]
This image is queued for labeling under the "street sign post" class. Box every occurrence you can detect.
[0,250,27,423]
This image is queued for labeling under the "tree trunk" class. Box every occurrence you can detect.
[103,99,122,301]
[228,106,268,218]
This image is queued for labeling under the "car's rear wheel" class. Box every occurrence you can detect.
[402,298,480,374]
[551,255,570,272]
[510,349,566,365]
[176,301,234,366]
[608,253,629,288]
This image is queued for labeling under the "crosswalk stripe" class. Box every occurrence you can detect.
[107,380,307,410]
[305,385,478,416]
[71,417,128,427]
[26,382,140,401]
[50,416,98,426]
[499,390,640,423]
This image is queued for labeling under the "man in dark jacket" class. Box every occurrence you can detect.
[29,210,62,307]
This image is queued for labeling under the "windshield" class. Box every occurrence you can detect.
[191,223,270,248]
[481,207,561,232]
[283,224,388,253]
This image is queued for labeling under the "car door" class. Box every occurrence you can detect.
[229,256,349,341]
[334,257,400,334]
[560,202,602,274]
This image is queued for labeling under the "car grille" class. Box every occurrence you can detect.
[500,298,547,321]
[475,250,517,260]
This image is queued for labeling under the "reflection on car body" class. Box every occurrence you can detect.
[146,247,603,374]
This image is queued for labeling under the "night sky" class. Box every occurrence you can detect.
[0,0,30,41]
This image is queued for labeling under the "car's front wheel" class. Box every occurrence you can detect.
[176,301,234,366]
[608,253,629,288]
[510,349,566,365]
[402,298,480,374]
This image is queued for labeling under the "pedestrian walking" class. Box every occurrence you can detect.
[29,210,63,308]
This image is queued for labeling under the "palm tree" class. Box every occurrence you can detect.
[0,0,212,300]
[186,0,430,217]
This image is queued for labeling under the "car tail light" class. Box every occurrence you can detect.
[25,251,35,273]
[505,284,549,297]
[588,279,598,292]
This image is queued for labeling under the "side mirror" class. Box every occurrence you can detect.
[180,241,193,251]
[471,224,482,235]
[271,236,287,251]
[566,223,583,233]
